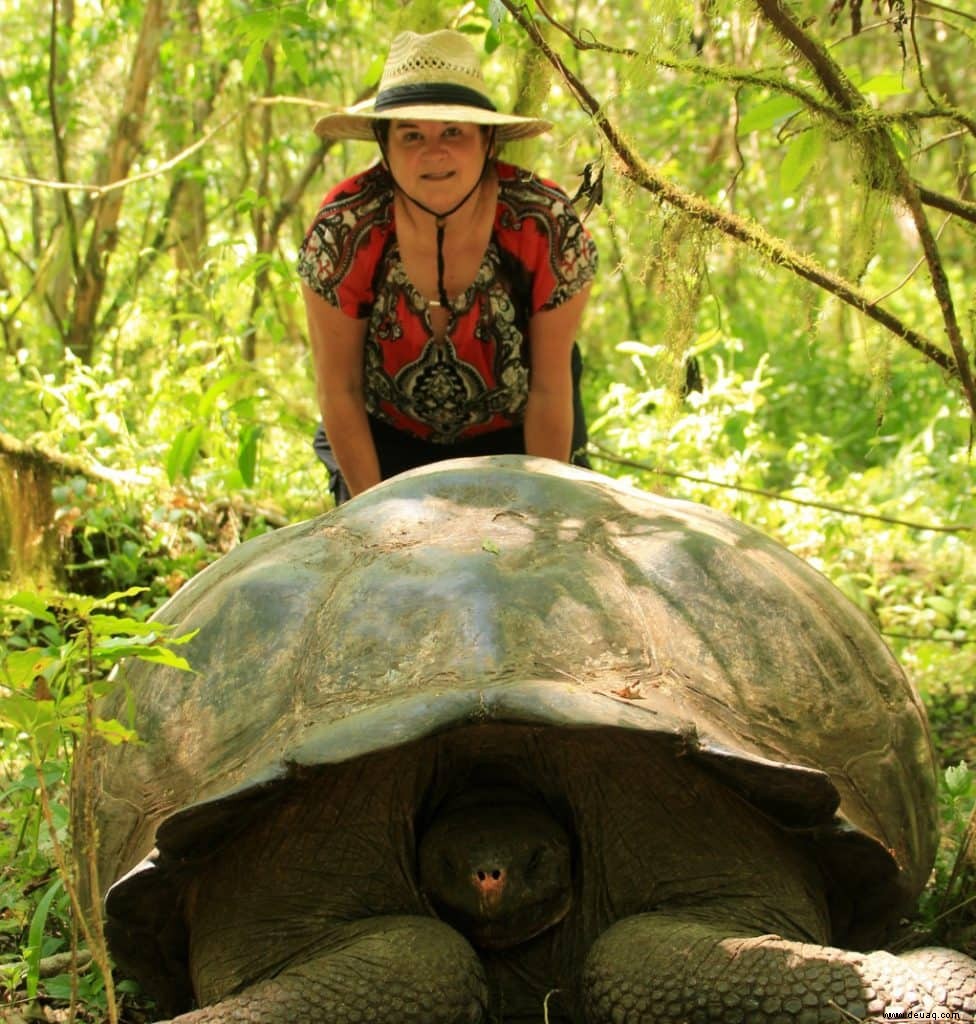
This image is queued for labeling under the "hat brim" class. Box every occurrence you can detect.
[314,103,553,142]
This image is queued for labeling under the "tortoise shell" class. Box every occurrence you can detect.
[84,456,937,985]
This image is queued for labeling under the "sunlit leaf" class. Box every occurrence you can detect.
[2,593,58,625]
[243,36,269,84]
[166,424,204,484]
[0,694,56,733]
[779,127,823,194]
[238,423,264,487]
[26,878,63,999]
[860,74,909,97]
[2,649,54,689]
[617,340,666,359]
[88,614,159,637]
[737,93,802,134]
[198,372,241,420]
[282,37,311,84]
[92,635,193,670]
[92,717,140,745]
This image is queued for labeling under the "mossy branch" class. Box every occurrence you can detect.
[503,0,976,418]
[752,0,976,417]
[536,2,976,162]
[501,1,961,387]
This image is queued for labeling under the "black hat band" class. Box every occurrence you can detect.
[374,83,497,113]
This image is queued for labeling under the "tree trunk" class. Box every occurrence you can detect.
[0,433,63,588]
[169,0,210,280]
[65,0,165,363]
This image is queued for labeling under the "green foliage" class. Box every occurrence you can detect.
[914,762,976,952]
[0,591,195,1021]
[590,326,976,773]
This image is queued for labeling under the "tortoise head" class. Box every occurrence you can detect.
[418,787,573,950]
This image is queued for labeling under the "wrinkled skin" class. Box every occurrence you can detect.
[152,727,976,1024]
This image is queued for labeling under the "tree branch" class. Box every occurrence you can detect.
[752,0,976,416]
[502,0,975,415]
[500,0,958,379]
[66,0,165,361]
[916,184,976,224]
[47,0,81,286]
[0,99,328,198]
[588,443,975,534]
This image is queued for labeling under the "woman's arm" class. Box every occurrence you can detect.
[302,283,381,497]
[523,285,592,462]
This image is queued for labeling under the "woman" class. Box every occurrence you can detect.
[298,29,597,504]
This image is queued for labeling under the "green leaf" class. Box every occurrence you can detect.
[0,693,55,733]
[282,37,310,84]
[88,614,158,637]
[166,424,205,483]
[235,188,262,217]
[944,761,973,798]
[238,423,264,487]
[364,53,385,88]
[197,372,240,419]
[132,647,193,669]
[100,587,150,605]
[92,635,193,670]
[890,123,911,160]
[2,649,54,689]
[925,595,957,616]
[2,593,58,625]
[236,9,277,45]
[737,93,802,135]
[26,878,63,999]
[860,74,908,97]
[242,36,268,84]
[92,716,140,745]
[617,340,666,359]
[779,127,823,194]
[482,539,500,555]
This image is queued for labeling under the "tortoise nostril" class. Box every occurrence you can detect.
[476,868,504,884]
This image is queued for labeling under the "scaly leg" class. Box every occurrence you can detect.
[159,916,487,1024]
[583,913,976,1023]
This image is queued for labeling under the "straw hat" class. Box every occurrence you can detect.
[314,30,552,142]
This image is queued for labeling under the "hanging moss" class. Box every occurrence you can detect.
[652,212,714,409]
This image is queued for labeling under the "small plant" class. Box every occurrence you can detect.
[915,761,976,955]
[0,589,194,1022]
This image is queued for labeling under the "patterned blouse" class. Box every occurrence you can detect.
[297,161,597,445]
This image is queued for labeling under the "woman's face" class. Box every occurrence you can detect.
[384,120,492,215]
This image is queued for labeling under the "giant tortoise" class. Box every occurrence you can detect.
[79,455,976,1022]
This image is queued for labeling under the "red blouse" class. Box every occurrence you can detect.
[298,161,597,444]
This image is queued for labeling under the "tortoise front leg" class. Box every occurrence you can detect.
[159,916,487,1024]
[582,913,976,1023]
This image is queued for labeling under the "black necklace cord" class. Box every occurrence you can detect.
[374,126,496,308]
